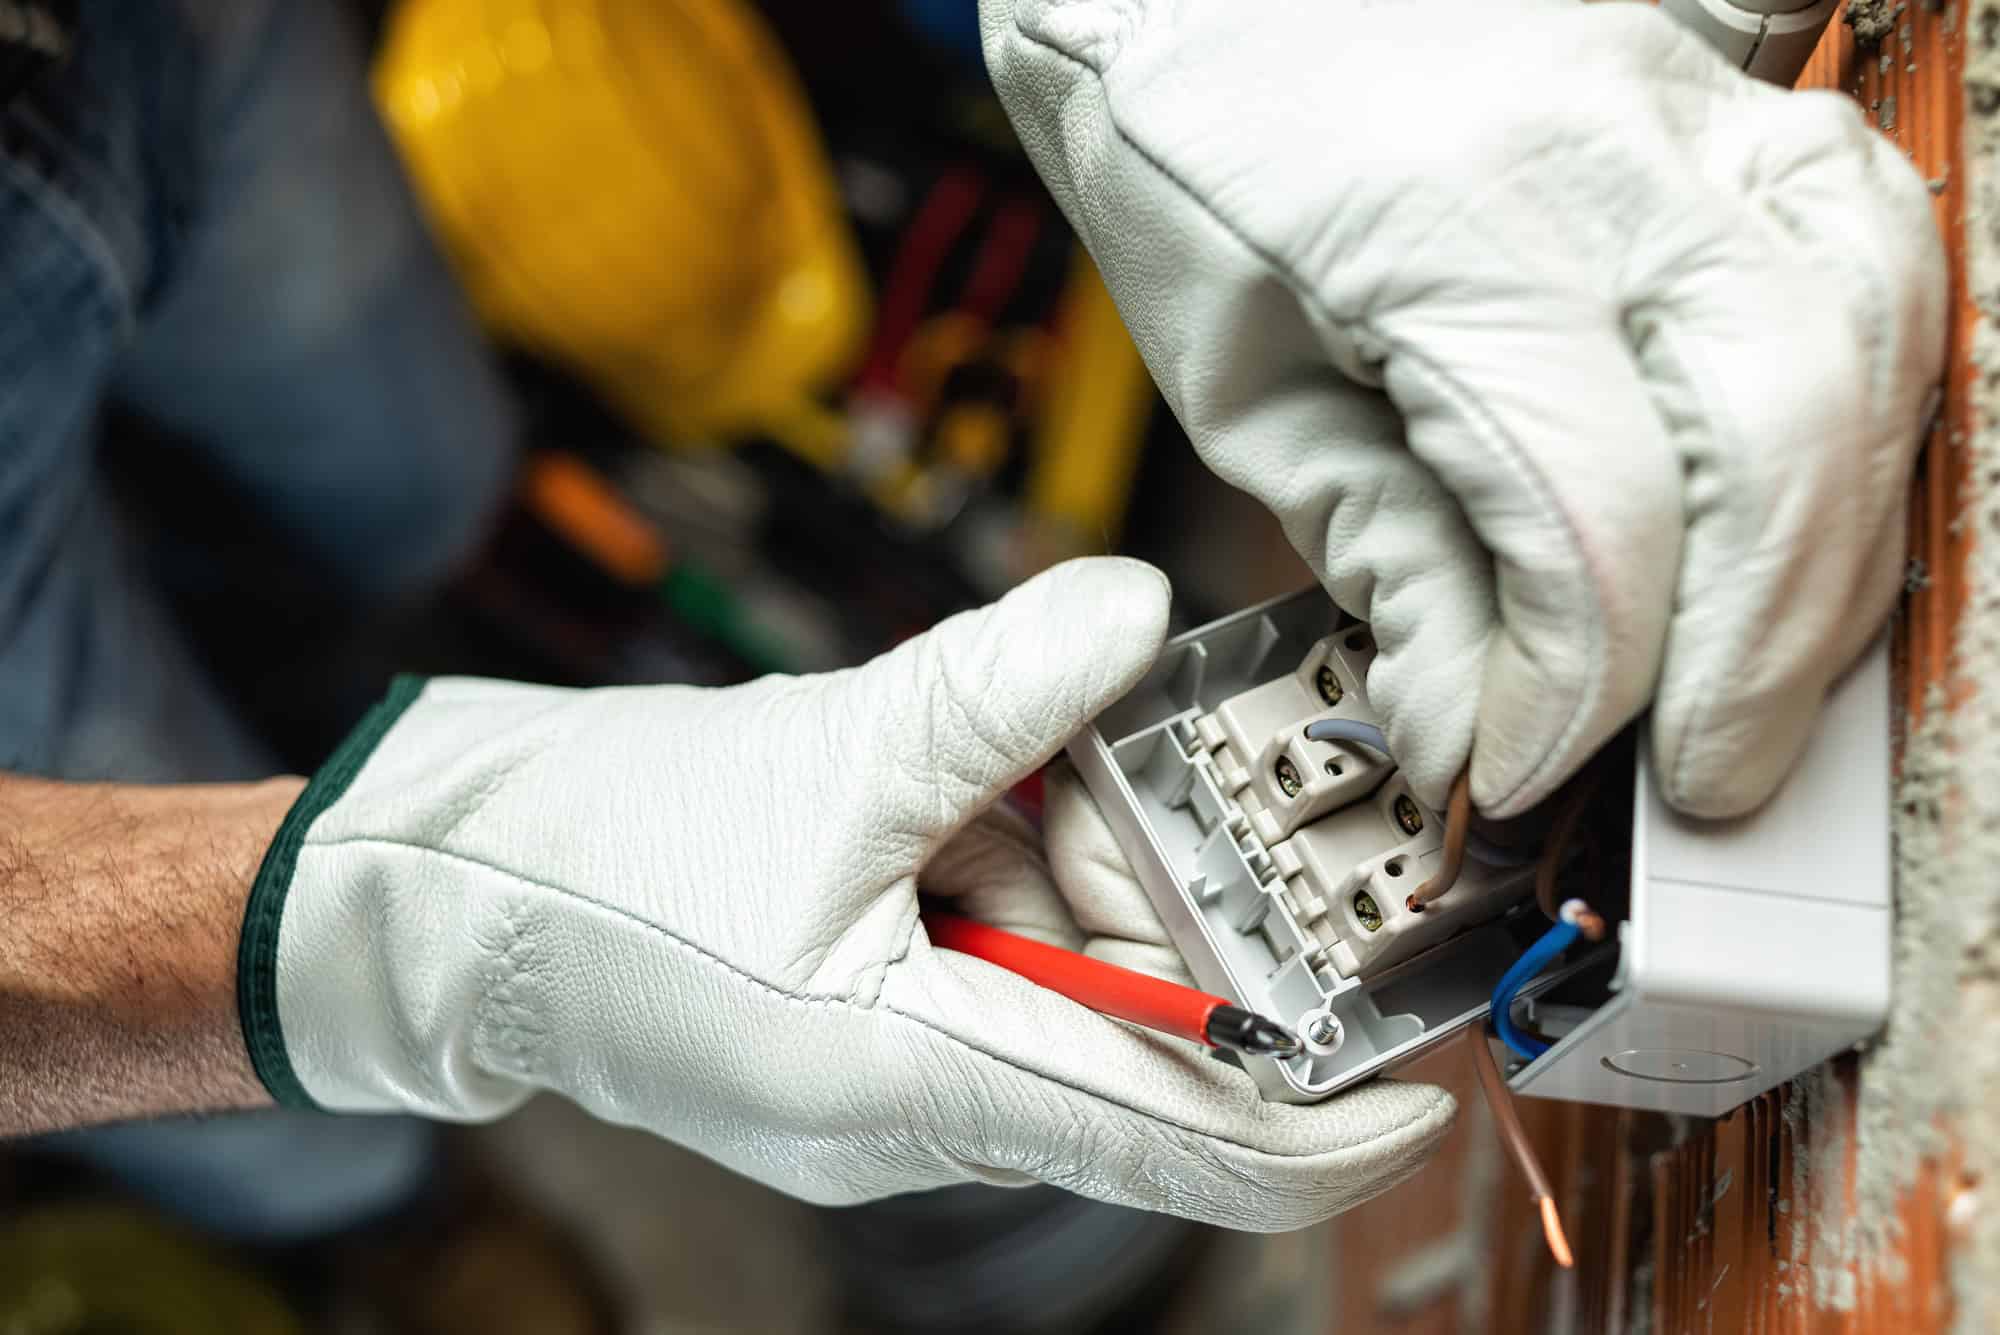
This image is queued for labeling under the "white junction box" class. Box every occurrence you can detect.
[1067,588,1892,1116]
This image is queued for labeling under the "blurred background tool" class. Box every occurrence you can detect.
[0,1206,304,1335]
[372,0,1164,631]
[373,0,870,453]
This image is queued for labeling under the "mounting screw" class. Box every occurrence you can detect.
[1275,756,1303,798]
[1393,794,1424,836]
[1315,664,1344,706]
[1324,759,1344,777]
[1300,1011,1346,1056]
[1352,890,1383,932]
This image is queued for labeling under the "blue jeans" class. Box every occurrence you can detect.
[3,0,518,1239]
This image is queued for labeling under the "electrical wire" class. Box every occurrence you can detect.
[1302,717,1392,756]
[959,198,1043,327]
[1490,910,1589,1062]
[1298,725,1506,909]
[1299,723,1470,910]
[1466,1023,1575,1269]
[1302,724,1539,875]
[858,169,986,393]
[1408,770,1472,911]
[1304,731,1568,907]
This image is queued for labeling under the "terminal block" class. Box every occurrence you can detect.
[1188,628,1532,982]
[1067,591,1574,1103]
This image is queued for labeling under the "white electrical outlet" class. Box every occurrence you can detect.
[1067,588,1891,1116]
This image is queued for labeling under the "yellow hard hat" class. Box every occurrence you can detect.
[374,0,869,447]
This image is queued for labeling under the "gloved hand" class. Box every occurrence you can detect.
[982,0,1946,818]
[239,559,1453,1230]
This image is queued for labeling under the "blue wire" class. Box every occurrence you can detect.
[1491,919,1581,1062]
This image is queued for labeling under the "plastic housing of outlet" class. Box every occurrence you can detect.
[1066,590,1584,1104]
[1068,588,1892,1116]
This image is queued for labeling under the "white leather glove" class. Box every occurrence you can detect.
[239,559,1452,1230]
[983,0,1946,818]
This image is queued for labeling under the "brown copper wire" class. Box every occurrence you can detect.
[1467,1023,1574,1268]
[1406,770,1472,913]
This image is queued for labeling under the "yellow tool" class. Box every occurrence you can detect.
[1022,249,1155,557]
[0,1206,304,1334]
[374,0,869,451]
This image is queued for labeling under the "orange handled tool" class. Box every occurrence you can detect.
[921,911,1301,1058]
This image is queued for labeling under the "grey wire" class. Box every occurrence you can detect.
[1302,717,1393,757]
[1303,717,1558,871]
[1305,717,1546,868]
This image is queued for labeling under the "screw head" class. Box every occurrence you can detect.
[1314,664,1343,706]
[1352,890,1383,932]
[1275,756,1303,798]
[1393,794,1424,837]
[1304,1013,1345,1052]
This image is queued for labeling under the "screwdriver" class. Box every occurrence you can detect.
[921,911,1302,1059]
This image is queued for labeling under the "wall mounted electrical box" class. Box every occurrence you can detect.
[1066,589,1891,1116]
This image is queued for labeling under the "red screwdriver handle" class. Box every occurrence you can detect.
[921,911,1230,1047]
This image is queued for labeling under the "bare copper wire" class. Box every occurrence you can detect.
[1467,1023,1574,1269]
[1406,770,1472,913]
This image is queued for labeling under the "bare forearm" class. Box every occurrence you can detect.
[0,772,303,1135]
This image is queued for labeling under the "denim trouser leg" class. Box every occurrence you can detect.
[3,0,518,1242]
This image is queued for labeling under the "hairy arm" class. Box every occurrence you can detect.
[0,772,301,1136]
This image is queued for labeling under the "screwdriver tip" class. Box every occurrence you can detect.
[1206,1005,1302,1059]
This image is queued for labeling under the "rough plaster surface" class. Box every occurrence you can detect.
[1848,0,1907,45]
[1801,12,2000,1322]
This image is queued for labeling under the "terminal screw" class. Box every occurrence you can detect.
[1315,665,1343,706]
[1275,756,1303,798]
[1393,794,1424,836]
[1352,890,1383,932]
